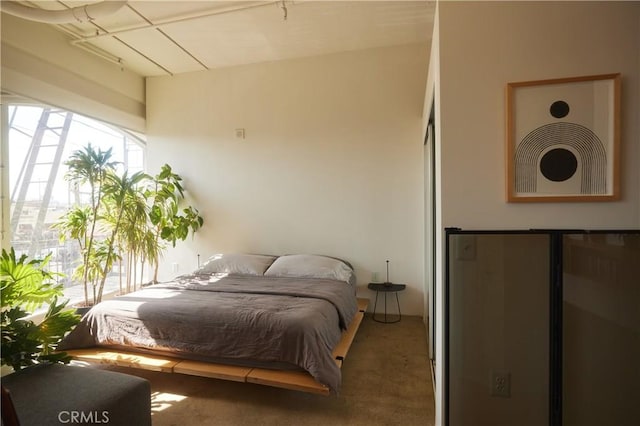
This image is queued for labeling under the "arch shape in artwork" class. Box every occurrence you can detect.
[514,122,607,195]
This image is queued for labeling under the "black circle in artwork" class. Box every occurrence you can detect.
[549,100,570,118]
[540,148,578,182]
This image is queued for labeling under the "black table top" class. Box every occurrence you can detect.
[367,282,406,292]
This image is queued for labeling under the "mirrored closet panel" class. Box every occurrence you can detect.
[446,230,639,426]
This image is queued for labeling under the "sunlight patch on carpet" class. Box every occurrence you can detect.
[151,391,188,413]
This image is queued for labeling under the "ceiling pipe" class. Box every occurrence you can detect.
[1,1,127,24]
[70,1,279,44]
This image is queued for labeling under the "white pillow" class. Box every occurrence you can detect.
[264,254,354,284]
[196,253,277,276]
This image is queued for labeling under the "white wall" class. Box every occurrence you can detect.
[430,1,640,425]
[0,13,146,132]
[146,44,429,316]
[438,1,640,230]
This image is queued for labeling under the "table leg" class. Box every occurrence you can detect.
[371,291,401,324]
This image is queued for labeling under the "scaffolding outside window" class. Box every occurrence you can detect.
[6,104,146,305]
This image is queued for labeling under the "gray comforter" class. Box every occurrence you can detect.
[59,274,358,394]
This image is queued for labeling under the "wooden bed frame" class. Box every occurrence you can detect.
[64,298,368,396]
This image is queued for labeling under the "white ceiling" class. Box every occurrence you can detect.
[9,0,434,77]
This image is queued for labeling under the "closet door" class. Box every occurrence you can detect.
[562,233,640,426]
[424,118,436,362]
[447,232,550,426]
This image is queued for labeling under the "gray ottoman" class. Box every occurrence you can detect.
[2,363,151,426]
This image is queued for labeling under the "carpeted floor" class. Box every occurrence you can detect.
[88,314,435,426]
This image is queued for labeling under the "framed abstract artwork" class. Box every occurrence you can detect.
[506,73,621,202]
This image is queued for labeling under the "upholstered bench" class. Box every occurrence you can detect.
[1,363,151,426]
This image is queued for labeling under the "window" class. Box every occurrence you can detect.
[5,103,146,303]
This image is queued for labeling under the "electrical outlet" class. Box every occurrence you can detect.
[372,272,379,282]
[490,371,511,398]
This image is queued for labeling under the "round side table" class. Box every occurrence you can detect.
[367,282,406,323]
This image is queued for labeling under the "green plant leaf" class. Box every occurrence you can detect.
[1,251,79,370]
[149,205,162,225]
[0,249,64,312]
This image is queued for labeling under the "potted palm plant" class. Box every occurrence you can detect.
[54,145,204,306]
[56,144,117,306]
[95,169,147,302]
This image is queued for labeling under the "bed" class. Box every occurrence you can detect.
[58,254,367,395]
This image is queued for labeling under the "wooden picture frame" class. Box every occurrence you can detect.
[506,73,621,202]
